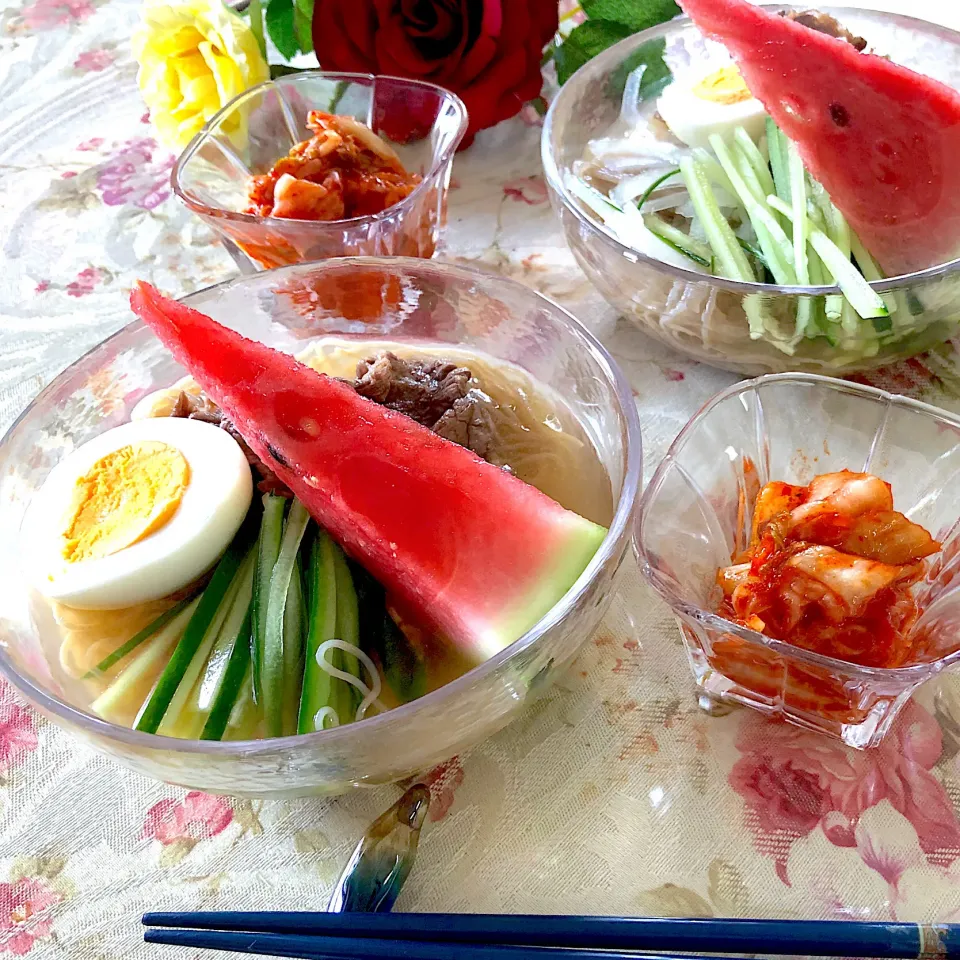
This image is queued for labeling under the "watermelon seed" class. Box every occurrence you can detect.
[829,103,850,127]
[266,441,291,467]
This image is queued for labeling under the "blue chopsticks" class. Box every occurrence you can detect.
[144,928,754,960]
[142,912,960,959]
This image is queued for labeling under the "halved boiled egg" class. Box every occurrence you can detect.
[22,417,252,609]
[657,62,767,149]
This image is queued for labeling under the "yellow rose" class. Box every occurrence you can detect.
[133,0,270,150]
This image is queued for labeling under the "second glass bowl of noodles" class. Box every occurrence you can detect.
[0,258,641,797]
[542,7,960,376]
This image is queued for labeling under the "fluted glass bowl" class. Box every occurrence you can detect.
[173,73,467,273]
[637,373,960,749]
[542,8,960,376]
[0,258,641,797]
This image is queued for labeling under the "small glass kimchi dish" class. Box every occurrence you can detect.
[0,259,640,797]
[172,73,467,272]
[638,373,960,749]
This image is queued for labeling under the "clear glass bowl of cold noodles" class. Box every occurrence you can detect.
[542,7,960,376]
[0,258,641,798]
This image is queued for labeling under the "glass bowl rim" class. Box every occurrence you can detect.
[636,370,960,681]
[541,5,960,295]
[0,255,643,756]
[171,71,468,229]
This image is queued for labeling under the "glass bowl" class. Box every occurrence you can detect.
[637,373,960,749]
[173,73,467,273]
[542,7,960,376]
[0,258,641,797]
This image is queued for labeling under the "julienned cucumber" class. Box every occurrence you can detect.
[679,155,754,281]
[201,606,254,741]
[298,530,338,733]
[261,499,311,737]
[642,215,712,268]
[91,598,199,726]
[252,493,285,702]
[222,667,260,740]
[767,195,888,320]
[134,518,255,734]
[85,594,196,679]
[331,546,361,719]
[156,551,255,739]
[280,554,306,737]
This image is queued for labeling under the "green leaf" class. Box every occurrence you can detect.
[554,19,632,85]
[269,63,313,79]
[581,0,680,31]
[293,3,312,54]
[293,0,313,52]
[248,0,267,60]
[265,0,299,61]
[606,36,672,101]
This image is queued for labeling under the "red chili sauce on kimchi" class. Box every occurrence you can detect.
[717,470,941,668]
[247,112,421,221]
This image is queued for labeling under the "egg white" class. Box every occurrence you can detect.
[22,417,253,610]
[657,65,768,150]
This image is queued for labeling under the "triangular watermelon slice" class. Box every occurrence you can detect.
[130,282,607,664]
[678,0,960,275]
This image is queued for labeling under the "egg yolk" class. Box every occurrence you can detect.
[61,442,190,564]
[693,64,753,105]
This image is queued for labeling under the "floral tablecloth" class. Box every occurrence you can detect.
[3,1,960,956]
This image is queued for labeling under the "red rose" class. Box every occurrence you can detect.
[312,0,558,146]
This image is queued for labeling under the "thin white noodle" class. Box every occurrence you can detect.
[315,639,385,722]
[313,706,340,730]
[620,64,647,129]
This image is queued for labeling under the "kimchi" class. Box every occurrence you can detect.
[717,470,941,668]
[247,112,422,221]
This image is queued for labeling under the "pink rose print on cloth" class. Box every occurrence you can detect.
[95,137,174,211]
[0,877,60,955]
[503,176,548,206]
[730,700,960,885]
[17,0,94,31]
[73,48,114,73]
[0,681,38,781]
[65,267,102,298]
[143,791,233,845]
[420,756,465,822]
[849,354,949,400]
[143,791,234,865]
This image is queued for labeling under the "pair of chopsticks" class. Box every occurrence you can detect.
[143,912,959,959]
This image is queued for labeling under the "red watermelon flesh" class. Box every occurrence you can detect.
[677,0,960,275]
[130,282,607,664]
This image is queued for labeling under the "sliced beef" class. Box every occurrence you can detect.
[433,394,512,470]
[353,351,510,467]
[781,9,867,50]
[353,352,472,428]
